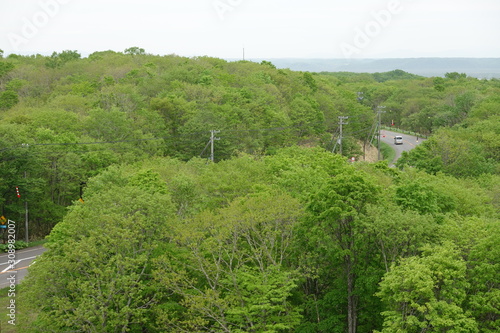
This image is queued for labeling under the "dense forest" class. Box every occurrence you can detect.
[0,49,498,332]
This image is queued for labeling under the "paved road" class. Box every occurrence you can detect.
[380,129,426,165]
[0,245,46,289]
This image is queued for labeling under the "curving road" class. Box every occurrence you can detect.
[379,129,426,165]
[0,245,46,289]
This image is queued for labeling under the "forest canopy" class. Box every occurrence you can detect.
[0,49,498,332]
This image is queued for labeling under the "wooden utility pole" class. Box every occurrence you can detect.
[338,116,349,156]
[24,171,29,243]
[210,130,220,162]
[377,106,386,161]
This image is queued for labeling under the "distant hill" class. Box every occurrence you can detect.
[248,58,500,78]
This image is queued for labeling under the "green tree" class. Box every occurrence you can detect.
[467,222,500,332]
[21,170,175,332]
[397,128,497,178]
[83,107,136,141]
[445,72,467,80]
[303,72,318,92]
[469,95,500,121]
[125,47,146,55]
[377,243,478,333]
[289,94,325,136]
[150,95,194,136]
[454,92,476,122]
[440,216,500,332]
[264,146,346,199]
[45,50,81,68]
[261,60,277,69]
[154,191,303,332]
[433,77,446,92]
[225,265,302,332]
[395,181,445,215]
[0,90,19,109]
[363,202,439,272]
[299,168,380,333]
[0,60,14,78]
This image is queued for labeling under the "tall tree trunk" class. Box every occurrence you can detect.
[346,252,357,333]
[342,218,357,333]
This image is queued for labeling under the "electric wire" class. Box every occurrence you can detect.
[0,115,378,156]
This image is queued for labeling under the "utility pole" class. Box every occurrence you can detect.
[21,143,29,243]
[210,130,220,162]
[377,106,386,161]
[357,92,364,102]
[23,171,29,243]
[337,116,349,156]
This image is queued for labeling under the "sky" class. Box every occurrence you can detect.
[1,0,499,59]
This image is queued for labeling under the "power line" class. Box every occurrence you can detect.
[343,126,374,137]
[199,139,212,159]
[0,115,377,157]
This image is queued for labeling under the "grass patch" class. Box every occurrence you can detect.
[0,240,46,330]
[0,284,38,332]
[0,286,18,332]
[26,239,47,248]
[380,141,396,163]
[0,239,46,253]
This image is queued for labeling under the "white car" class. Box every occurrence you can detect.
[394,136,403,145]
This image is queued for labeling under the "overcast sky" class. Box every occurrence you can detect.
[1,0,499,59]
